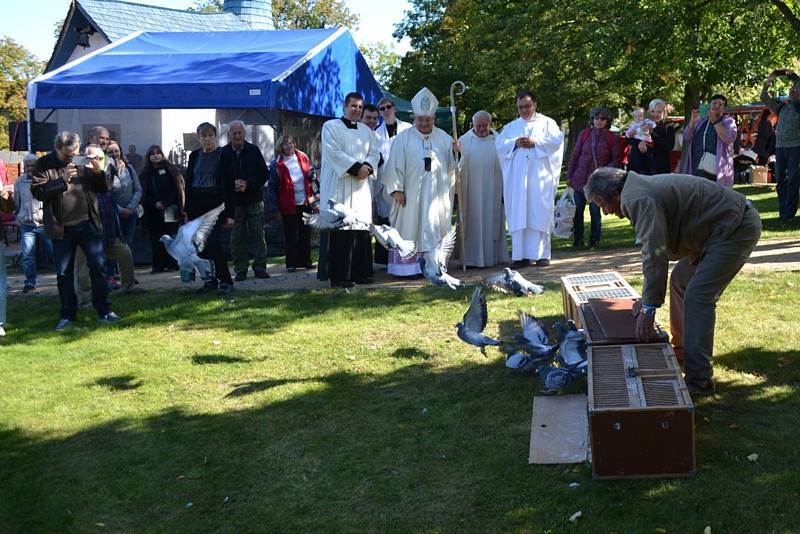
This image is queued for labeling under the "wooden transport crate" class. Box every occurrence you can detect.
[561,272,639,327]
[578,298,668,346]
[588,343,695,479]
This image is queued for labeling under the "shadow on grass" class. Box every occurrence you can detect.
[93,375,142,391]
[191,354,248,365]
[391,347,434,360]
[4,287,469,347]
[1,347,798,532]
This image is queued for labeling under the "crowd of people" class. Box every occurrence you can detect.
[0,69,797,347]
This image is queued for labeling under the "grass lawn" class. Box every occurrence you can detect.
[1,270,799,531]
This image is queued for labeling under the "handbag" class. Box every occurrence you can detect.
[698,121,717,175]
[553,187,576,239]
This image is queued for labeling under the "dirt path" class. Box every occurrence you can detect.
[7,236,800,297]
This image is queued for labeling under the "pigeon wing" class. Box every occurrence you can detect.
[434,226,458,272]
[483,270,511,294]
[192,203,225,253]
[519,311,550,345]
[303,209,343,230]
[463,286,489,333]
[384,226,416,259]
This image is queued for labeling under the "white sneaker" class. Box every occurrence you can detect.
[55,319,72,331]
[0,325,5,337]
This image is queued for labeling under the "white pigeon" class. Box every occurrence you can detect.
[160,203,225,282]
[302,198,370,230]
[370,223,416,259]
[484,267,545,296]
[419,226,464,290]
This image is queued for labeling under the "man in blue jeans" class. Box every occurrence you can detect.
[31,132,120,331]
[14,154,53,292]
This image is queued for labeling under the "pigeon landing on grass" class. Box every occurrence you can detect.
[302,199,370,230]
[370,224,416,259]
[537,365,580,393]
[556,330,588,369]
[419,226,464,290]
[510,311,558,358]
[484,268,545,296]
[456,286,500,356]
[160,203,224,282]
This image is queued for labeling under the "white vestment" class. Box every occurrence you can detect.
[495,114,564,260]
[458,128,509,267]
[381,126,456,273]
[372,119,412,219]
[319,119,381,231]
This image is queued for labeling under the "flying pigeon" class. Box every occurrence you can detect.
[511,311,559,359]
[537,365,580,393]
[302,198,370,230]
[456,286,500,356]
[419,226,464,290]
[484,268,545,296]
[160,203,225,282]
[370,223,416,259]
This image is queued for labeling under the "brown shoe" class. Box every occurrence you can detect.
[686,377,716,398]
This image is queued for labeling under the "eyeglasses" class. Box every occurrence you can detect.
[379,105,394,111]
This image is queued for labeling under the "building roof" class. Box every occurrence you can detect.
[47,0,274,72]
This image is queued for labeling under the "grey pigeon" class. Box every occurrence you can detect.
[160,203,224,282]
[537,365,579,393]
[505,351,549,371]
[419,226,464,290]
[552,320,579,343]
[484,267,545,296]
[370,223,416,259]
[510,311,558,358]
[302,198,370,230]
[456,286,500,356]
[556,330,588,368]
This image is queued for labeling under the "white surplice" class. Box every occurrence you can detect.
[372,119,412,219]
[458,128,509,267]
[381,126,457,254]
[319,118,381,231]
[495,113,564,260]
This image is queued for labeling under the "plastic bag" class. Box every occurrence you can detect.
[553,187,576,239]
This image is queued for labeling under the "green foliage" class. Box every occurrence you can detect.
[272,0,359,30]
[188,0,224,12]
[359,41,401,85]
[390,0,800,127]
[0,37,43,150]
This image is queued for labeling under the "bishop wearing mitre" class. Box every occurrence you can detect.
[381,87,457,276]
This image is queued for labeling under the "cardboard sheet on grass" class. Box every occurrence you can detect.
[529,395,588,464]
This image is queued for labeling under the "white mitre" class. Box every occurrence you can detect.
[411,87,438,117]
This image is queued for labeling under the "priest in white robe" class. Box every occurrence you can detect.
[456,110,509,267]
[495,90,564,267]
[381,87,457,276]
[373,97,411,264]
[319,91,381,288]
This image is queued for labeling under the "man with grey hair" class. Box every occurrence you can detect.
[88,126,111,169]
[584,167,761,397]
[14,154,53,292]
[221,120,270,280]
[454,110,508,267]
[31,131,121,330]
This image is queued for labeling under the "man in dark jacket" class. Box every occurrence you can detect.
[585,168,761,397]
[31,132,120,330]
[220,120,270,280]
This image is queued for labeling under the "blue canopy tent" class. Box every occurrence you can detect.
[29,27,383,116]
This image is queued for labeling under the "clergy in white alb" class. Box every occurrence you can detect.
[495,90,564,265]
[319,92,381,287]
[372,97,411,265]
[457,110,509,267]
[381,87,457,276]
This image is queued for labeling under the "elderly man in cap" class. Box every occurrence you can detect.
[495,90,564,267]
[584,167,761,397]
[381,87,457,276]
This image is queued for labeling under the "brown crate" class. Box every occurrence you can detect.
[578,299,668,346]
[560,272,640,327]
[588,343,695,478]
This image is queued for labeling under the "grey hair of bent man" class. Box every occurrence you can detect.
[472,110,492,124]
[584,167,627,204]
[54,131,80,150]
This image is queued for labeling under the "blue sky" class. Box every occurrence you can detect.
[5,0,411,62]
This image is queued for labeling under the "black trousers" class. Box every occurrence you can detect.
[149,219,179,271]
[328,230,373,286]
[282,206,312,268]
[187,190,233,285]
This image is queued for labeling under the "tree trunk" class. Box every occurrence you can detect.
[682,83,701,121]
[769,0,800,33]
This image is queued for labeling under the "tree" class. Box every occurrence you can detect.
[390,0,800,131]
[359,42,401,85]
[188,0,223,12]
[0,38,43,150]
